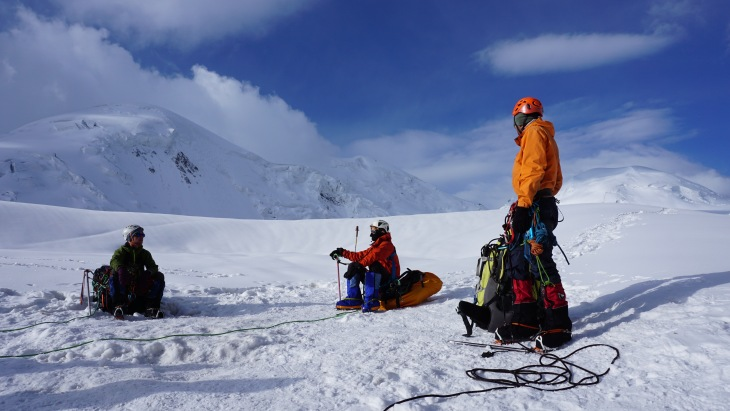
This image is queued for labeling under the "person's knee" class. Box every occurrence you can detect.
[115,267,131,287]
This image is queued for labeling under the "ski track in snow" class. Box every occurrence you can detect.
[563,211,643,259]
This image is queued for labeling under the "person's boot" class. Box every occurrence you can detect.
[536,305,572,350]
[336,276,363,310]
[145,307,164,318]
[536,283,572,350]
[362,271,385,312]
[113,306,125,320]
[495,302,539,343]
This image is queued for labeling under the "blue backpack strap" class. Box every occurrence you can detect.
[388,249,398,281]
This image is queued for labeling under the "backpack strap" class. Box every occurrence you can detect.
[388,249,398,281]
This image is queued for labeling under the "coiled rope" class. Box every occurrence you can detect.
[383,343,620,410]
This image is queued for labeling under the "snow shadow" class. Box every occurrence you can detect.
[573,271,730,339]
[161,295,331,317]
[0,376,301,409]
[0,358,215,378]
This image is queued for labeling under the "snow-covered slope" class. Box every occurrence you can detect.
[559,166,726,208]
[0,104,479,219]
[1,200,729,410]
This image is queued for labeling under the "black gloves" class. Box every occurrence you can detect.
[330,248,344,260]
[511,206,532,234]
[344,262,366,280]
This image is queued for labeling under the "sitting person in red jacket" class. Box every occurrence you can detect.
[330,220,400,312]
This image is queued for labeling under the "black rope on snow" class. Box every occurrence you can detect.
[383,343,620,410]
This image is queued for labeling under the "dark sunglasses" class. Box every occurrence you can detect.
[133,232,145,238]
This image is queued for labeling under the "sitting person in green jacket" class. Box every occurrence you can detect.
[109,225,165,319]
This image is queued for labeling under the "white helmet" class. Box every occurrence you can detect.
[122,225,144,242]
[370,219,390,233]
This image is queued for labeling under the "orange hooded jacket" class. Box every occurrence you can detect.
[512,117,562,208]
[341,232,401,279]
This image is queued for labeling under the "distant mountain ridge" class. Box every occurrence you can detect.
[0,104,480,219]
[558,166,726,209]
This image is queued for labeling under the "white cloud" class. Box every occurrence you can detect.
[476,33,677,75]
[648,0,705,31]
[347,130,457,171]
[51,0,321,48]
[559,108,676,148]
[187,65,336,165]
[345,121,519,206]
[0,58,16,82]
[684,169,730,197]
[346,107,730,207]
[0,9,335,166]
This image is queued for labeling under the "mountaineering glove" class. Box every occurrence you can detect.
[511,206,532,234]
[330,248,344,260]
[344,261,366,280]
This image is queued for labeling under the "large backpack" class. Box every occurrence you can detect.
[90,265,114,313]
[457,238,514,336]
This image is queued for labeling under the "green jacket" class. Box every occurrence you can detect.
[110,243,158,274]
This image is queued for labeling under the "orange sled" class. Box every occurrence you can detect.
[381,271,442,310]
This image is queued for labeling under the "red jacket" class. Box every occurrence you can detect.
[341,233,401,279]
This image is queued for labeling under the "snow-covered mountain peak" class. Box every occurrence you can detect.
[559,166,725,208]
[0,104,480,219]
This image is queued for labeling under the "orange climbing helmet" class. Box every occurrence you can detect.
[512,97,544,116]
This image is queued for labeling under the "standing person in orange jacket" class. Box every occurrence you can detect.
[495,97,572,350]
[330,220,400,312]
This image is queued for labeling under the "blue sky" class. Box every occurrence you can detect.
[1,0,729,206]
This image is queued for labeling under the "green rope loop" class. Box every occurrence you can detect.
[0,311,353,359]
[534,255,553,286]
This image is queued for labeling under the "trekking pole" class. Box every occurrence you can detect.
[354,226,359,251]
[79,271,86,305]
[86,270,92,315]
[336,257,342,300]
[81,269,93,316]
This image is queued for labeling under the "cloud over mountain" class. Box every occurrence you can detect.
[0,104,479,219]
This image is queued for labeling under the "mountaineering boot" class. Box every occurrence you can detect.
[145,307,164,319]
[113,306,125,320]
[495,302,539,343]
[336,276,363,310]
[536,306,572,350]
[362,271,385,313]
[535,283,572,350]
